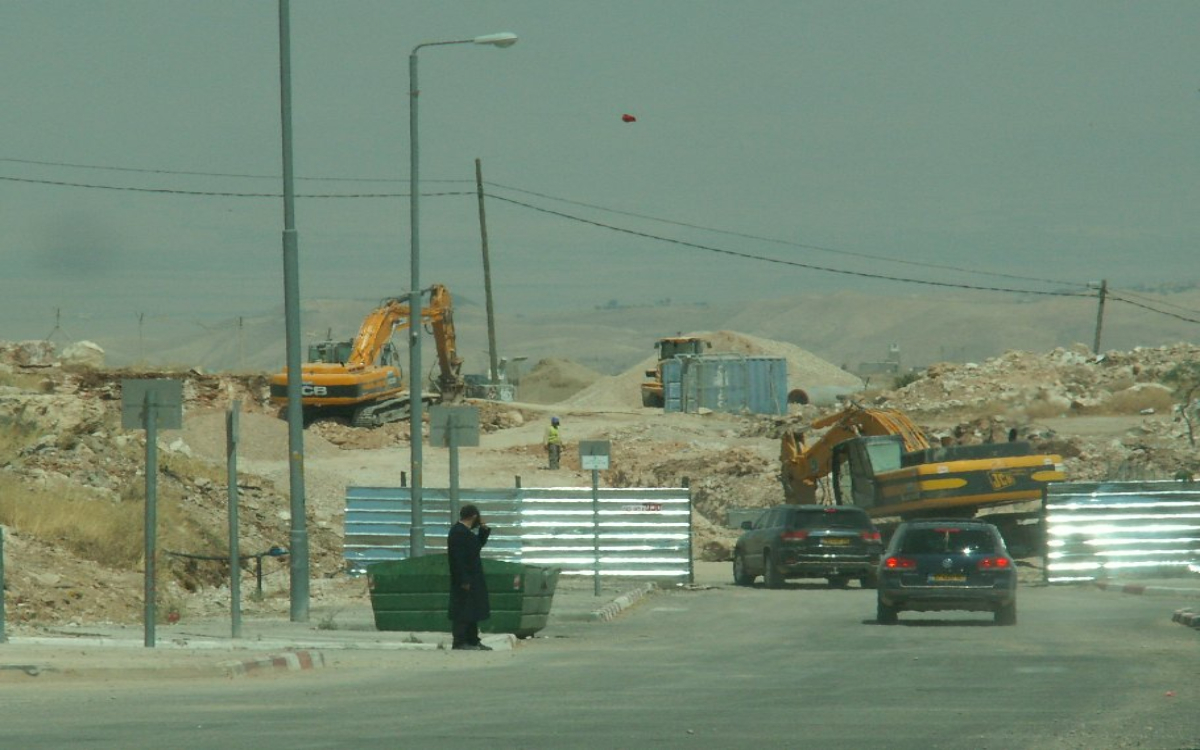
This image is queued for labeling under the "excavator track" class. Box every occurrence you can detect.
[351,397,412,428]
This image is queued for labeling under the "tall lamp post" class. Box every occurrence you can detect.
[408,32,518,557]
[277,0,308,622]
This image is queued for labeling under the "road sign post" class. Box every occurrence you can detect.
[227,400,242,639]
[121,379,183,648]
[429,406,481,524]
[579,440,612,596]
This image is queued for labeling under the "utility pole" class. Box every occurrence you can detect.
[1092,279,1108,355]
[475,158,500,383]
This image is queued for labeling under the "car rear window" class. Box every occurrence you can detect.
[790,509,871,530]
[899,528,997,554]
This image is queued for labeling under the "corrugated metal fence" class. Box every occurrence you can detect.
[345,486,693,582]
[1044,481,1200,583]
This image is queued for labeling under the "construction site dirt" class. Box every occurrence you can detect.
[0,334,1196,633]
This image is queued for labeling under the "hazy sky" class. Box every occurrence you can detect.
[3,1,1198,342]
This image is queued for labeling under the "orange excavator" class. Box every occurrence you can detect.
[781,403,1064,520]
[268,284,465,427]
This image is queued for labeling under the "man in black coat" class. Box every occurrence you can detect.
[447,504,492,650]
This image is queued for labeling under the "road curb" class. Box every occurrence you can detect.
[590,583,657,622]
[220,650,326,677]
[1092,581,1200,598]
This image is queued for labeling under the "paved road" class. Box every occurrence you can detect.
[1,580,1197,750]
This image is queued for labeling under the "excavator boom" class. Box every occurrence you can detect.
[782,405,930,502]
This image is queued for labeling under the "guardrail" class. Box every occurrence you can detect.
[345,486,693,582]
[1044,481,1200,583]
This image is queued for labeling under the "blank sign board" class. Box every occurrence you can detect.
[120,379,183,430]
[429,405,480,447]
[578,440,612,471]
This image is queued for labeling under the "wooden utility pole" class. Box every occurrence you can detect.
[475,158,500,382]
[1092,279,1108,354]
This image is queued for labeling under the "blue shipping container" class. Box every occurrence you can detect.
[663,355,786,415]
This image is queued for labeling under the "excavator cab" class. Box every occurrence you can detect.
[656,337,709,360]
[831,435,906,508]
[307,340,400,368]
[308,340,354,364]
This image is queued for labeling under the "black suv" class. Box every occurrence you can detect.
[733,505,883,588]
[876,519,1017,626]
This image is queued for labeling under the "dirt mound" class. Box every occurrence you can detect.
[518,358,604,404]
[561,330,863,409]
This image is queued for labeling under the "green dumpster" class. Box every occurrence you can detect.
[366,555,560,638]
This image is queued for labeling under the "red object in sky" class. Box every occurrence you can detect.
[621,113,637,123]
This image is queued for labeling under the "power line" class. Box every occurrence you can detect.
[0,154,1097,290]
[0,156,466,184]
[484,180,1090,290]
[1106,293,1200,325]
[1108,287,1200,317]
[486,193,1093,299]
[7,166,1199,325]
[0,174,469,198]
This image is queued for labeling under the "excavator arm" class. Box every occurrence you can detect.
[423,283,465,400]
[781,404,931,502]
[345,299,412,369]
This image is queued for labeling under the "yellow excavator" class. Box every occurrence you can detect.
[268,284,465,427]
[781,403,1065,520]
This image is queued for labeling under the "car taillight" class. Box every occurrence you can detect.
[861,530,881,542]
[884,556,917,570]
[978,556,1012,570]
[781,530,809,541]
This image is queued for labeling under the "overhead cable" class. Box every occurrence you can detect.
[0,156,467,183]
[1106,293,1200,325]
[0,174,469,199]
[484,180,1090,290]
[486,194,1093,299]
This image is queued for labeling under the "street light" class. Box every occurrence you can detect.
[408,31,518,557]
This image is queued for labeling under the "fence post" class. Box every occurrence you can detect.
[592,469,601,596]
[143,391,158,648]
[227,400,242,639]
[0,527,7,644]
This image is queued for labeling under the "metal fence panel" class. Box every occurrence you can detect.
[346,486,693,581]
[1044,481,1200,583]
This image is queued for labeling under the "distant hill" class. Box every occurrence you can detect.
[67,288,1200,379]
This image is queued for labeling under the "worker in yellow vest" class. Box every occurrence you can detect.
[544,416,562,469]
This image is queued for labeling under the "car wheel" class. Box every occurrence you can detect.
[995,600,1017,626]
[876,597,898,625]
[860,570,878,589]
[764,551,784,589]
[827,576,849,588]
[732,553,755,586]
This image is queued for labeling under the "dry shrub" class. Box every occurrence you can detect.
[1102,387,1176,415]
[0,415,39,459]
[0,467,222,577]
[0,369,45,391]
[1020,400,1070,420]
[0,475,143,567]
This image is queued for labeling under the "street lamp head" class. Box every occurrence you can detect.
[473,32,518,48]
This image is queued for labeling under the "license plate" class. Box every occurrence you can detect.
[821,538,850,546]
[929,574,967,583]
